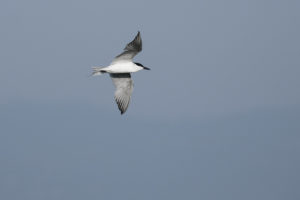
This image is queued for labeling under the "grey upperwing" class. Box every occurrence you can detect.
[111,31,142,64]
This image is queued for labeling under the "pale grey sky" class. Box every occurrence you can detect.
[0,0,299,199]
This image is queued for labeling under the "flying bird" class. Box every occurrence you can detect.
[92,31,150,114]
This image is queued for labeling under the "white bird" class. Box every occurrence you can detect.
[92,31,150,114]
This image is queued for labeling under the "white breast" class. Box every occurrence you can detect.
[105,62,142,73]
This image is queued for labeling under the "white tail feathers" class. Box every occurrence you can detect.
[91,67,106,76]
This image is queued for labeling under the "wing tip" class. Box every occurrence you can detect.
[119,107,126,115]
[115,97,128,115]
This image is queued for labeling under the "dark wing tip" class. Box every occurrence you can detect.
[115,98,127,115]
[134,31,141,42]
[123,31,142,52]
[119,106,126,115]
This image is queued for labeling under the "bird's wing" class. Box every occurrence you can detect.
[110,73,133,114]
[111,31,142,64]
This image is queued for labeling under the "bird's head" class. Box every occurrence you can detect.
[134,62,150,70]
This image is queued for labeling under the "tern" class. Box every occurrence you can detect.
[92,31,150,114]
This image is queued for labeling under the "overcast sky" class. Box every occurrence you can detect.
[0,0,299,200]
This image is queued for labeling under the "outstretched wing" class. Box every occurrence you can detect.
[110,73,133,114]
[111,31,142,64]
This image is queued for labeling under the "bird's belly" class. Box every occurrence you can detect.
[106,63,140,73]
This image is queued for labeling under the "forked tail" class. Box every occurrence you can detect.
[91,67,107,76]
